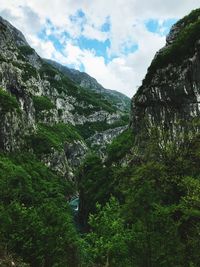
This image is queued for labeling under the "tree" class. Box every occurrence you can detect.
[81,197,132,267]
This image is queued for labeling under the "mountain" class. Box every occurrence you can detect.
[0,15,129,176]
[1,9,200,267]
[78,9,200,266]
[45,58,130,112]
[130,9,200,148]
[0,15,130,266]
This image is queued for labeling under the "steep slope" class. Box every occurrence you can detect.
[77,10,200,267]
[131,9,200,148]
[0,16,130,266]
[45,58,130,112]
[0,16,128,177]
[1,8,200,267]
[0,16,84,267]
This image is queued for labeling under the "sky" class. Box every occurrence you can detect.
[0,1,199,97]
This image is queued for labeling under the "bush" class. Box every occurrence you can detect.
[81,197,132,267]
[0,88,20,114]
[32,95,55,112]
[28,123,82,156]
[106,129,134,163]
[18,45,34,56]
[76,118,128,140]
[0,153,79,267]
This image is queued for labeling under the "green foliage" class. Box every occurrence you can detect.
[32,95,55,112]
[18,46,34,56]
[39,62,59,78]
[81,197,132,267]
[21,63,38,81]
[178,8,200,26]
[106,129,134,163]
[78,154,113,228]
[144,9,200,84]
[0,153,79,267]
[76,118,128,140]
[28,123,82,156]
[39,62,78,95]
[0,88,20,114]
[71,87,118,115]
[78,127,200,266]
[0,245,30,267]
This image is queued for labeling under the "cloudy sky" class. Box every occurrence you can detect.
[0,1,199,97]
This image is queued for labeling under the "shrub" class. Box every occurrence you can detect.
[0,153,79,266]
[18,45,34,56]
[76,118,129,140]
[28,123,82,156]
[32,95,55,112]
[106,129,134,163]
[0,88,20,114]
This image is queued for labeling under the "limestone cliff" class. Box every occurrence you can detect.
[131,9,200,147]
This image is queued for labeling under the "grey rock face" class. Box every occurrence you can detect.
[64,140,88,168]
[130,17,200,147]
[88,125,128,148]
[0,16,28,47]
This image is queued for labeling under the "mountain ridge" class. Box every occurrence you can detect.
[1,9,200,267]
[0,15,129,176]
[45,58,130,112]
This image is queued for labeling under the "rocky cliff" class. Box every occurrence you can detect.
[0,16,129,177]
[131,9,200,148]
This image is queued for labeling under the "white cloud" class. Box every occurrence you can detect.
[0,0,200,97]
[82,24,108,42]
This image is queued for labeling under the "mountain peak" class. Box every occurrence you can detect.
[0,16,28,47]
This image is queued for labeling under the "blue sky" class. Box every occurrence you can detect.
[38,11,177,66]
[0,0,199,96]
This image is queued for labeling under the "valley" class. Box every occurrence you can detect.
[0,8,200,267]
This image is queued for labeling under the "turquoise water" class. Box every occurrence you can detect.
[69,197,79,212]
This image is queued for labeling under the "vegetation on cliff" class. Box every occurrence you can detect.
[1,7,200,267]
[144,8,200,85]
[0,88,20,114]
[78,129,200,267]
[0,153,79,267]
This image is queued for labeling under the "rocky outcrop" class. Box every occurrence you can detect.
[130,9,200,147]
[88,125,128,151]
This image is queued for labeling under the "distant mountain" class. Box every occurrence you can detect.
[45,59,130,112]
[0,15,129,176]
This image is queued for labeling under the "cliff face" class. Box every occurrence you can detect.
[130,9,200,146]
[0,16,129,177]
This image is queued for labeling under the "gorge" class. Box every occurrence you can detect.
[0,8,200,267]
